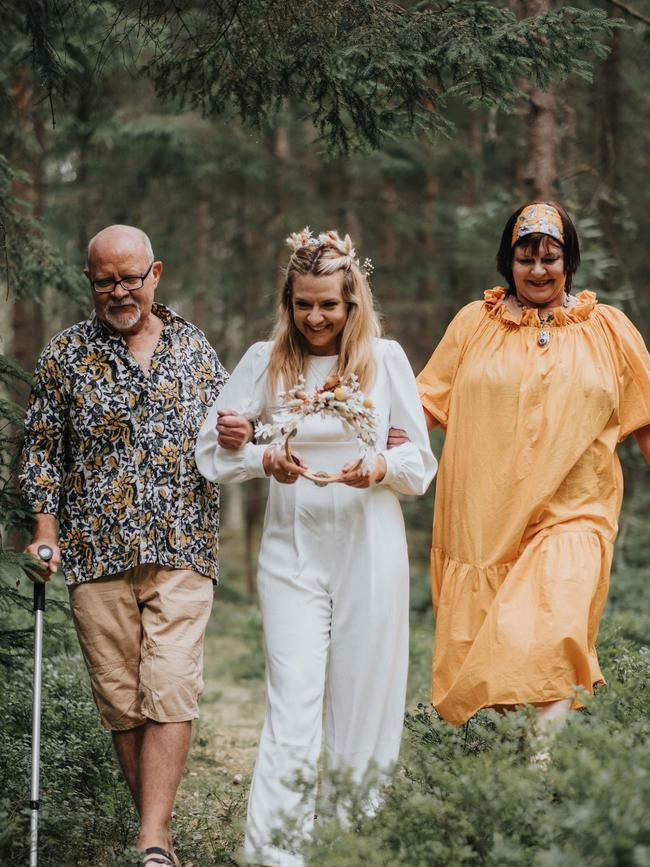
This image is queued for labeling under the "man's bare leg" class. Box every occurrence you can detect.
[113,720,191,857]
[113,723,146,813]
[136,720,192,855]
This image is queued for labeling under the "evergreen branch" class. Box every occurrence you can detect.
[0,551,45,586]
[605,0,650,26]
[1,0,621,155]
[93,3,129,77]
[211,0,243,50]
[171,0,201,49]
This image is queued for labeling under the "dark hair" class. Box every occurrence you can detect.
[496,201,581,295]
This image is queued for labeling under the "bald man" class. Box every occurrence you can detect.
[20,225,228,866]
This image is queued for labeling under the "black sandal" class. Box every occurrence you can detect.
[142,846,176,866]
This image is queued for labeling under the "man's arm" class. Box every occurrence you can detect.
[19,342,68,579]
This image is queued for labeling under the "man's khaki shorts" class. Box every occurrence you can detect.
[69,564,214,731]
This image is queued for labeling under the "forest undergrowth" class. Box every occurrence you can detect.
[1,491,649,866]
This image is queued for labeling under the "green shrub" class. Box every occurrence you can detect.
[172,785,247,866]
[0,655,136,866]
[279,567,650,867]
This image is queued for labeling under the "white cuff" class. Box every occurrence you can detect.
[376,448,396,487]
[242,442,270,478]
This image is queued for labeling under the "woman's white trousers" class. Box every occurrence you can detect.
[243,475,410,867]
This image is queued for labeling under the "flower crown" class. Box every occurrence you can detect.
[286,227,374,278]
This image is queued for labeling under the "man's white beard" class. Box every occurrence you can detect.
[105,302,142,331]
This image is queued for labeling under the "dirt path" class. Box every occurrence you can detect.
[174,592,266,864]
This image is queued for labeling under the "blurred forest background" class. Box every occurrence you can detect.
[1,1,649,865]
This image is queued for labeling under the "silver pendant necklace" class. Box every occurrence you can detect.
[513,291,570,347]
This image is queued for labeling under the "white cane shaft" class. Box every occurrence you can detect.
[30,609,44,867]
[29,810,38,867]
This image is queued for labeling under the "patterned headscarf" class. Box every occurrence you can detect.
[511,202,564,247]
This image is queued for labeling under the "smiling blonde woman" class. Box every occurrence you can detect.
[196,228,437,867]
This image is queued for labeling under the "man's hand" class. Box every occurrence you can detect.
[25,513,60,581]
[387,427,409,449]
[339,454,387,488]
[217,409,254,450]
[263,447,307,484]
[25,541,61,581]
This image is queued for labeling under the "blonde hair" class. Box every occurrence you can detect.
[267,232,381,394]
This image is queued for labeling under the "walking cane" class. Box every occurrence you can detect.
[30,543,52,867]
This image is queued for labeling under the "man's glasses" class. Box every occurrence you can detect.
[91,261,154,294]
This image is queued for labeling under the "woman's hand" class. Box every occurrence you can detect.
[339,454,387,488]
[217,409,254,450]
[263,447,307,484]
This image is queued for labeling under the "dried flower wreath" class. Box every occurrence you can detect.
[255,374,380,486]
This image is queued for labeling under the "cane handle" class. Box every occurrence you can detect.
[36,545,53,563]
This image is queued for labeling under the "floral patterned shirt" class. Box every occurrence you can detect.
[19,303,228,585]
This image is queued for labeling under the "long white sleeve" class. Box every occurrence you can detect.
[195,342,271,483]
[377,341,438,495]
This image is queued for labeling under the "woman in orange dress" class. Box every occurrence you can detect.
[416,202,650,726]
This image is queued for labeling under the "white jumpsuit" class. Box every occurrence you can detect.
[196,339,436,867]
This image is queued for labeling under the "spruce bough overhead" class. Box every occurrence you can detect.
[132,0,616,151]
[7,1,616,153]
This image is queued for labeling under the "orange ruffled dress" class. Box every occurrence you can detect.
[416,288,650,725]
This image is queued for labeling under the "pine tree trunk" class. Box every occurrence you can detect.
[464,111,483,206]
[415,172,439,361]
[598,18,626,289]
[7,71,45,554]
[10,71,45,393]
[560,99,578,199]
[525,86,556,199]
[515,0,557,199]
